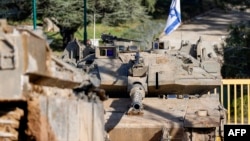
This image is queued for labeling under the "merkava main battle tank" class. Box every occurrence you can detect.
[73,33,226,141]
[0,19,107,141]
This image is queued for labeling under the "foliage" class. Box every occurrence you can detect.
[141,0,157,13]
[222,21,250,78]
[151,0,171,19]
[0,0,31,20]
[221,0,250,7]
[44,0,83,29]
[222,47,250,78]
[219,0,250,10]
[41,0,84,48]
[90,0,150,26]
[226,21,250,48]
[0,0,53,21]
[230,94,248,123]
[223,85,249,123]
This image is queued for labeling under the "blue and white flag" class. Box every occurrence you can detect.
[164,0,181,35]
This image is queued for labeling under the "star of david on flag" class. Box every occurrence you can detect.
[164,0,181,35]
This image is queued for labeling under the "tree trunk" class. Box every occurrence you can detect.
[214,0,218,6]
[59,27,77,48]
[199,0,204,12]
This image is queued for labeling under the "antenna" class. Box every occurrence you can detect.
[181,22,182,47]
[93,0,96,44]
[180,0,182,47]
[94,12,95,41]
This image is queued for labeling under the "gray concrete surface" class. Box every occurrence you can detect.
[160,8,250,48]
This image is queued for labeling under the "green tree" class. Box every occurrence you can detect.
[92,0,150,26]
[0,0,30,20]
[141,0,157,13]
[222,21,250,78]
[220,0,250,10]
[43,0,84,48]
[222,0,250,6]
[226,22,250,48]
[40,0,150,47]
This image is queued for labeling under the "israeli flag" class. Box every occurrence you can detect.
[164,0,181,35]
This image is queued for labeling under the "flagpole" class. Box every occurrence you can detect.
[93,0,96,43]
[180,0,182,44]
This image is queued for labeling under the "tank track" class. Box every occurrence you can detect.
[0,104,25,141]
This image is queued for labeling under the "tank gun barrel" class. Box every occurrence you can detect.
[129,84,145,114]
[131,91,143,111]
[101,33,140,44]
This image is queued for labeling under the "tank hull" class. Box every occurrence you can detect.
[147,84,219,95]
[104,94,223,141]
[0,20,106,141]
[100,83,219,97]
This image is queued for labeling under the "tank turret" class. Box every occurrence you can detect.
[0,20,107,141]
[77,33,226,141]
